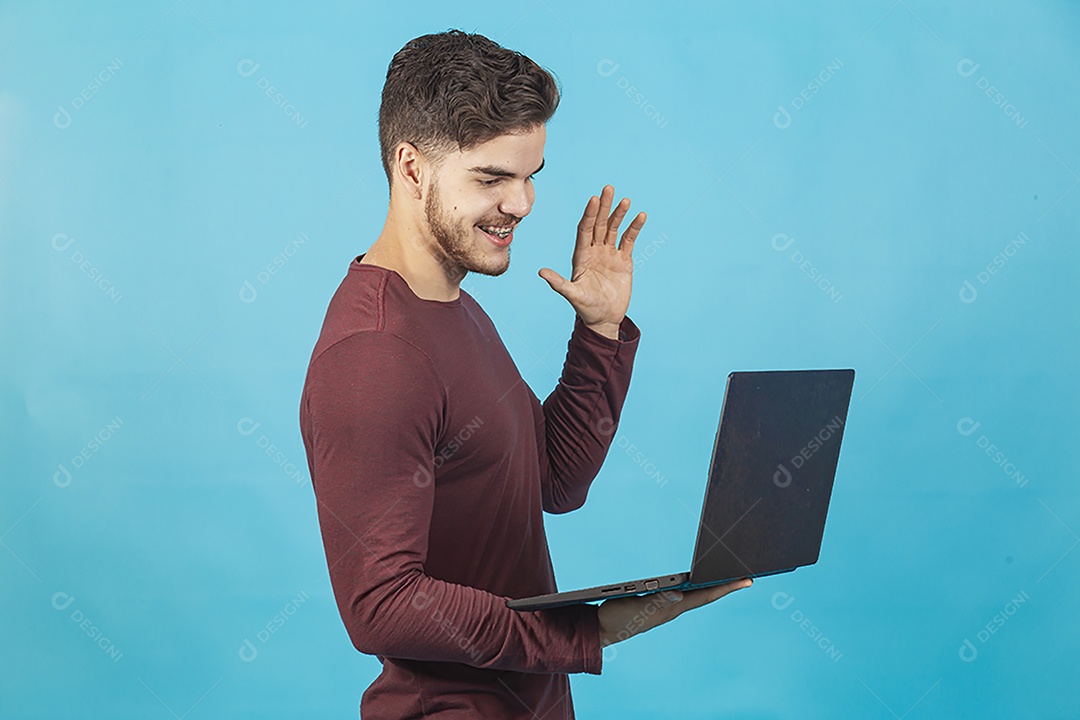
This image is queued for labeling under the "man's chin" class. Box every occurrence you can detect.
[435,233,511,278]
[466,257,510,277]
[457,247,510,278]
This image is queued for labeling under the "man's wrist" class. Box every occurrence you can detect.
[583,320,621,340]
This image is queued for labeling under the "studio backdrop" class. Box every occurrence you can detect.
[2,1,1077,718]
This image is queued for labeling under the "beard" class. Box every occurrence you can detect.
[424,175,511,279]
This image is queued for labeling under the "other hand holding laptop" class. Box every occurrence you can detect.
[598,578,753,647]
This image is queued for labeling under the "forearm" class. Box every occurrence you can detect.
[539,315,640,512]
[320,523,602,674]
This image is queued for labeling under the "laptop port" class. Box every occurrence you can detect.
[601,585,621,593]
[645,580,659,591]
[624,584,636,592]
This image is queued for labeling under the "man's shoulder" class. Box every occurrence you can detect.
[308,263,389,362]
[307,260,455,373]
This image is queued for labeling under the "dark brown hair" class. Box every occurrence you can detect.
[378,30,561,188]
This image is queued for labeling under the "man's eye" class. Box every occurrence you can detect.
[480,175,535,186]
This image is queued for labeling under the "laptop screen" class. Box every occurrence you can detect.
[688,369,855,585]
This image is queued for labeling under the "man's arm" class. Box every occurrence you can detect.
[300,331,601,674]
[534,314,640,513]
[536,184,647,512]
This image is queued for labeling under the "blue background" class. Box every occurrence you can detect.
[3,1,1078,718]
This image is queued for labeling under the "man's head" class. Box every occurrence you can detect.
[378,30,559,278]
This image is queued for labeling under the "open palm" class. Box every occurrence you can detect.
[539,185,647,337]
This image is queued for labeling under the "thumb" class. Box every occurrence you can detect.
[538,267,569,294]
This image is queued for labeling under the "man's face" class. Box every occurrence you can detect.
[422,124,545,277]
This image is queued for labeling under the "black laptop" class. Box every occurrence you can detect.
[507,369,855,611]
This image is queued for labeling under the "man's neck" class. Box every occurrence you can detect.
[361,229,464,303]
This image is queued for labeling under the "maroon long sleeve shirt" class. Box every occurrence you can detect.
[299,255,640,719]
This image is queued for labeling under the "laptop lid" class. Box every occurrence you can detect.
[687,369,854,585]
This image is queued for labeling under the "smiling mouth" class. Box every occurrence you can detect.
[478,224,514,239]
[477,224,515,246]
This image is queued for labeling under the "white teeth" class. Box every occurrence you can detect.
[480,225,512,239]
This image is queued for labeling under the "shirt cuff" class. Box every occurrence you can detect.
[574,315,641,346]
[578,603,604,675]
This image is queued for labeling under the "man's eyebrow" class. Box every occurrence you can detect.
[467,158,545,178]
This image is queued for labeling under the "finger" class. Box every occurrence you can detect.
[604,198,631,246]
[592,185,614,245]
[705,578,753,597]
[576,195,598,256]
[538,267,565,289]
[676,579,753,613]
[618,211,647,255]
[538,267,580,303]
[704,578,753,600]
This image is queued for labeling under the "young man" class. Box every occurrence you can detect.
[298,30,751,719]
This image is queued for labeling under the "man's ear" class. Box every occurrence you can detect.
[394,142,426,201]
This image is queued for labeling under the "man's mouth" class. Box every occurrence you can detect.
[477,224,515,246]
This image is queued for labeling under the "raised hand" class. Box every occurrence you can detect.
[538,185,647,340]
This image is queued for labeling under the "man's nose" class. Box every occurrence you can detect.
[500,182,533,219]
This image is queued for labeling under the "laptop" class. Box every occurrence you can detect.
[506,368,855,611]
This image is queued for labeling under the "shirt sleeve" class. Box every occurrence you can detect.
[299,331,602,674]
[537,315,641,513]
